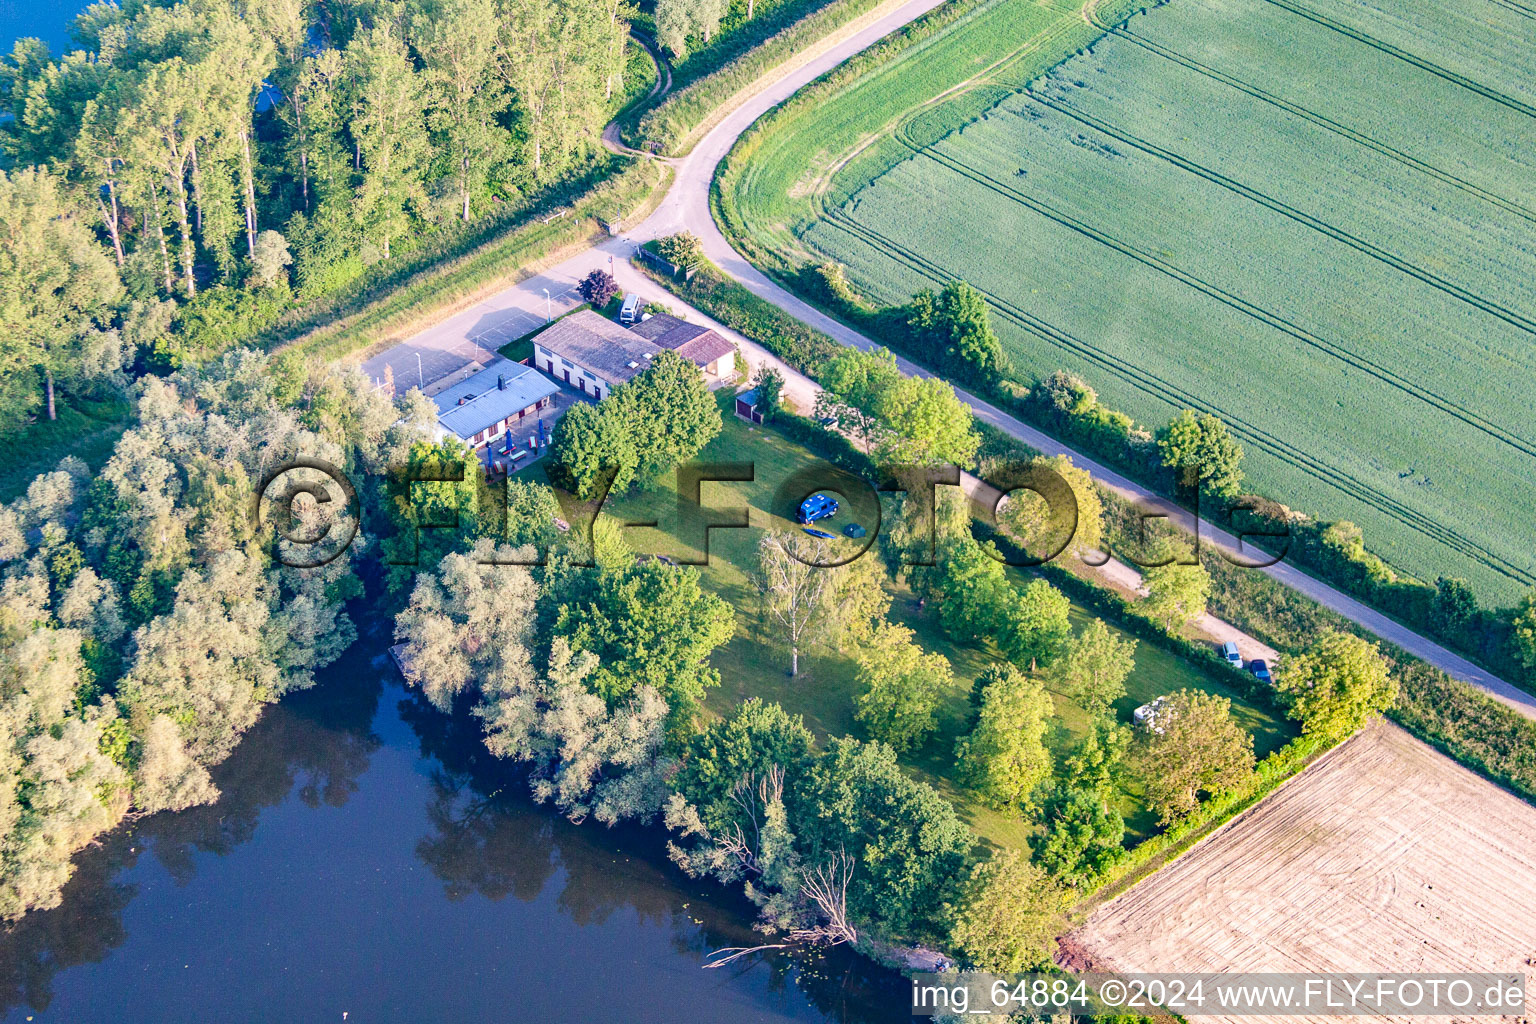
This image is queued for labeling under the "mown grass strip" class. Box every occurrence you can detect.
[0,397,132,501]
[632,0,897,154]
[275,160,669,366]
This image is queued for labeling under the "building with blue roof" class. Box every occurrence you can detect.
[432,357,559,451]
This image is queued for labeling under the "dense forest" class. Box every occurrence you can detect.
[0,349,435,918]
[0,0,634,425]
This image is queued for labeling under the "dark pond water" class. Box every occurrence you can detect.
[0,627,908,1022]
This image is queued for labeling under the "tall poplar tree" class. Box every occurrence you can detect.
[0,167,123,422]
[345,23,427,260]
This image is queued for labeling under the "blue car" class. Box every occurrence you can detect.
[1221,641,1243,668]
[796,493,839,525]
[1250,659,1273,685]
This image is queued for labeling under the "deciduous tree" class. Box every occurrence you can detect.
[1034,787,1123,885]
[996,454,1103,560]
[907,280,1007,383]
[416,0,509,221]
[1141,551,1211,632]
[577,268,619,307]
[549,400,638,499]
[394,539,540,712]
[947,850,1059,973]
[249,230,292,288]
[795,736,971,936]
[672,698,815,837]
[0,166,123,423]
[1002,578,1073,669]
[1061,718,1129,795]
[553,559,734,732]
[617,349,721,482]
[754,531,839,677]
[954,664,1053,811]
[1275,630,1397,738]
[815,347,901,453]
[1137,688,1254,825]
[749,362,784,419]
[853,621,950,752]
[875,373,980,467]
[1052,618,1136,717]
[1513,590,1536,672]
[1157,409,1244,501]
[345,23,428,261]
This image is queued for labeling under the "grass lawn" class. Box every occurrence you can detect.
[521,391,1295,851]
[0,396,132,501]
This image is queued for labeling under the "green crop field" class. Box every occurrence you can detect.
[725,0,1536,604]
[518,394,1294,849]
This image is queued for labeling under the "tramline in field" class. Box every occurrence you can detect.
[748,0,1536,603]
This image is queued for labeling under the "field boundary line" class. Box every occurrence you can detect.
[1482,0,1536,19]
[805,0,1091,216]
[819,201,1536,588]
[1107,26,1536,226]
[670,0,951,156]
[1028,90,1536,342]
[1258,0,1536,121]
[896,139,1536,472]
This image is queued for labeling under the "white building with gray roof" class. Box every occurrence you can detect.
[432,357,559,451]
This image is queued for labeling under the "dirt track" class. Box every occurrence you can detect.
[1069,720,1536,1023]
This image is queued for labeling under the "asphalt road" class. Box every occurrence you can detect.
[367,0,1536,718]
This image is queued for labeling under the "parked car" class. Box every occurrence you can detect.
[619,293,640,324]
[796,493,839,524]
[1221,641,1243,667]
[817,415,839,429]
[1250,659,1273,685]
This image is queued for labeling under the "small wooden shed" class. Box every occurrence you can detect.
[735,388,764,424]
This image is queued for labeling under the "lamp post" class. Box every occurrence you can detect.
[416,353,423,387]
[543,287,551,322]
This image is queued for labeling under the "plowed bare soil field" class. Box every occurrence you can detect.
[1067,720,1536,1023]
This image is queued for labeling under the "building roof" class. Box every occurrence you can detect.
[631,312,733,366]
[674,332,735,367]
[536,309,660,385]
[536,308,732,386]
[629,312,711,349]
[737,388,760,407]
[434,357,559,439]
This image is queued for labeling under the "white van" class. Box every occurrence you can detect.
[619,293,641,325]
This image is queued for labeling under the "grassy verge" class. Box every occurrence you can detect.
[716,0,1536,685]
[700,0,1536,809]
[277,159,669,366]
[1098,488,1536,804]
[607,33,663,129]
[636,243,1536,857]
[632,0,900,154]
[713,0,1129,269]
[1066,730,1334,917]
[0,396,132,501]
[275,0,922,371]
